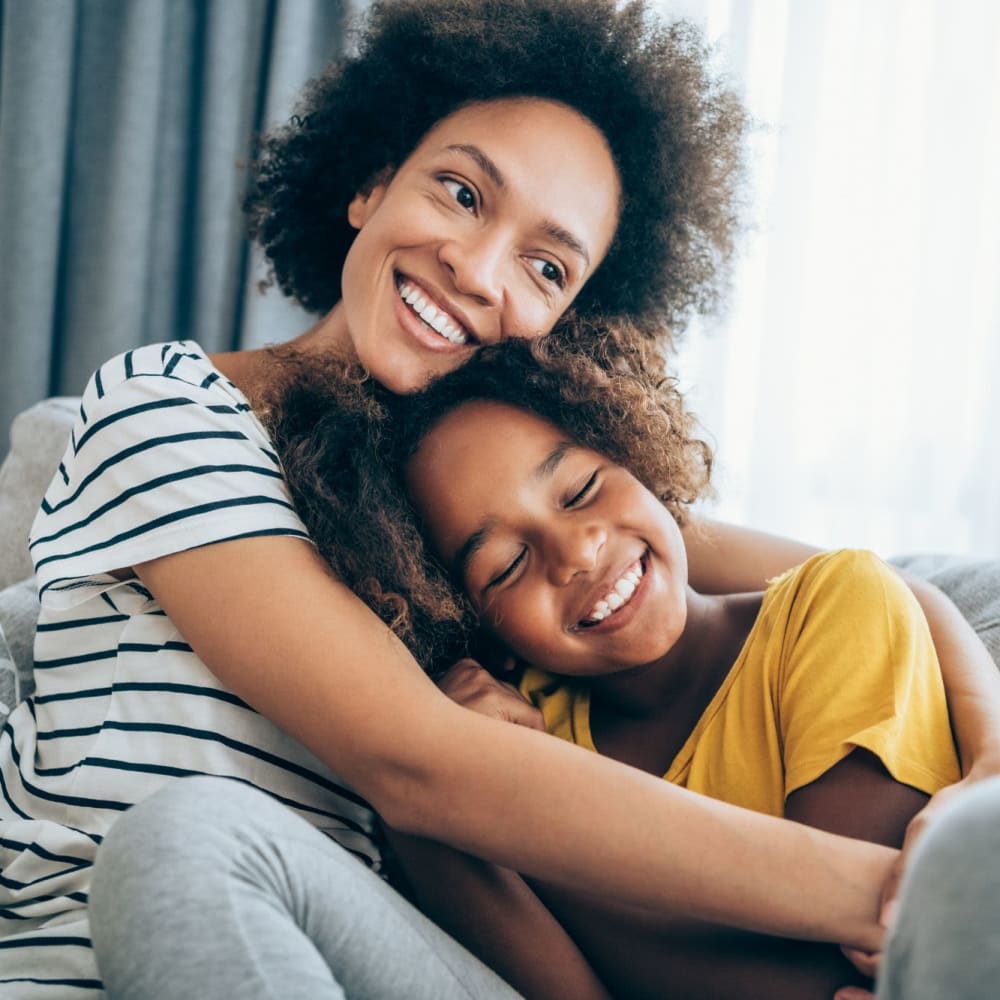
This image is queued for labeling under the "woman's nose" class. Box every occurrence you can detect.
[438,229,505,316]
[546,521,606,586]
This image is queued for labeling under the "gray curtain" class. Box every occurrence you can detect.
[0,0,354,460]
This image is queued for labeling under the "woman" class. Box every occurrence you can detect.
[2,2,996,997]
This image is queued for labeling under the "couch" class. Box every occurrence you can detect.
[2,397,999,725]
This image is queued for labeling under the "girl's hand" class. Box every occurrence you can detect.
[437,658,546,731]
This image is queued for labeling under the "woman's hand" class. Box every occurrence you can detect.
[836,763,1000,999]
[437,658,546,731]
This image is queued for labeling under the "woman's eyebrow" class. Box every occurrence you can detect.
[444,144,591,267]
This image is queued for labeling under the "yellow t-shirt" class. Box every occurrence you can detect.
[520,549,960,815]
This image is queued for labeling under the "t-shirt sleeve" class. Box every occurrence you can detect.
[774,549,960,799]
[29,371,310,610]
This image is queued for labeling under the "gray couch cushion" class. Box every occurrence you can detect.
[0,397,77,590]
[891,554,1000,667]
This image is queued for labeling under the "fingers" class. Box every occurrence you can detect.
[833,988,874,1000]
[437,658,546,731]
[841,945,880,978]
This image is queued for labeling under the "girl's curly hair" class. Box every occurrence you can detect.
[245,0,748,342]
[267,320,712,673]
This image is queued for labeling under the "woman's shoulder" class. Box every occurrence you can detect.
[81,340,251,415]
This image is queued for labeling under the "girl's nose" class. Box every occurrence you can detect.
[546,521,606,586]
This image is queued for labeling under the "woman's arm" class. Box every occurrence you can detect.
[385,828,611,1000]
[134,533,892,950]
[685,518,1000,779]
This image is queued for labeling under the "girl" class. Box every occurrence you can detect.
[349,336,969,998]
[4,2,996,997]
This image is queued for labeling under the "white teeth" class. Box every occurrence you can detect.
[581,559,645,625]
[397,278,468,345]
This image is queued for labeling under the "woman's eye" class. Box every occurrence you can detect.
[442,179,477,212]
[487,548,526,590]
[530,257,566,287]
[565,472,597,508]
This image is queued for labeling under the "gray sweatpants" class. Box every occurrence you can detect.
[89,776,521,999]
[90,775,1000,999]
[876,774,1000,1000]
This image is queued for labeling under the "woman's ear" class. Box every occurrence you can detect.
[347,167,395,230]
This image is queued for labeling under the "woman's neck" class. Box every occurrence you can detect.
[210,304,354,411]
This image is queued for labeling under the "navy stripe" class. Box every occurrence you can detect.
[0,887,88,906]
[36,499,302,573]
[0,936,93,950]
[160,343,171,362]
[39,527,309,599]
[34,649,118,671]
[4,740,130,812]
[70,428,77,454]
[118,641,193,655]
[78,401,87,425]
[34,681,251,711]
[163,351,182,376]
[0,748,103,843]
[98,721,370,808]
[0,837,91,867]
[201,371,220,389]
[0,864,89,892]
[100,591,119,612]
[58,462,69,486]
[36,427,256,522]
[74,396,194,455]
[0,979,102,990]
[124,350,134,378]
[94,366,104,399]
[33,461,281,551]
[36,613,128,632]
[36,726,102,743]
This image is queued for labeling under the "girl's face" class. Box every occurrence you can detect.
[332,99,621,394]
[405,401,689,676]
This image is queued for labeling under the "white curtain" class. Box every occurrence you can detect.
[657,0,1000,558]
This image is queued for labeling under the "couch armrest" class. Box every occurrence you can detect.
[0,397,79,590]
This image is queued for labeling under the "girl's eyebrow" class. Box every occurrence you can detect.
[442,144,591,267]
[451,439,578,584]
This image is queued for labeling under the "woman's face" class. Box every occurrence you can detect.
[334,98,621,394]
[405,401,689,676]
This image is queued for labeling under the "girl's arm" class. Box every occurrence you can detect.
[384,828,611,1000]
[134,533,893,950]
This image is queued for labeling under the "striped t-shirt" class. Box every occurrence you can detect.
[0,342,382,996]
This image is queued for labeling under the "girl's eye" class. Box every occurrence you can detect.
[486,548,527,590]
[565,472,598,508]
[442,178,477,213]
[530,257,566,287]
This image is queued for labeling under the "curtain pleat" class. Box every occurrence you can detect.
[0,0,350,460]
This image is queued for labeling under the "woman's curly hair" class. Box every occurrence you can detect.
[245,0,748,341]
[267,319,713,674]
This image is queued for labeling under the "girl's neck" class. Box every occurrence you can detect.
[589,588,761,719]
[587,588,764,777]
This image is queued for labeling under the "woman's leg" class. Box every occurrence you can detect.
[90,776,522,1000]
[877,776,1000,1000]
